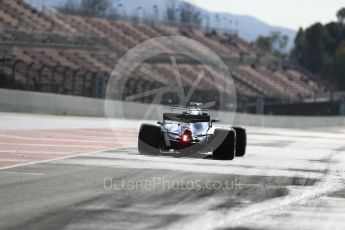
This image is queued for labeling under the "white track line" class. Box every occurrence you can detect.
[0,171,45,176]
[0,145,134,170]
[0,150,78,155]
[29,130,137,139]
[0,134,135,144]
[0,142,118,148]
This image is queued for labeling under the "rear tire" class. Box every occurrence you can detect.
[212,129,236,160]
[138,124,162,155]
[233,126,247,157]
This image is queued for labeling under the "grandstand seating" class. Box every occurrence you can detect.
[0,0,325,107]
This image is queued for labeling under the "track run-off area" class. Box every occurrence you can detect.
[1,112,345,229]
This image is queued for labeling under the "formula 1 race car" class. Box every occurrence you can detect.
[138,104,246,160]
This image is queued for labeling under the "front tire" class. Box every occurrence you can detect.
[212,128,236,160]
[138,123,162,155]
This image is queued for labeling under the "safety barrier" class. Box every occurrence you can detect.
[1,89,344,128]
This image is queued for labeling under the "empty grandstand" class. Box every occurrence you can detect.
[0,0,336,114]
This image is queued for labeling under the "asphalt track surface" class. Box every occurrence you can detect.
[1,112,345,230]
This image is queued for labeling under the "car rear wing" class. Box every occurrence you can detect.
[163,113,210,123]
[170,102,215,113]
[171,106,207,112]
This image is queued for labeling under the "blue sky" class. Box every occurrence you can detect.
[186,0,345,30]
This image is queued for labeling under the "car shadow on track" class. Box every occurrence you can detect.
[143,151,217,160]
[121,146,227,160]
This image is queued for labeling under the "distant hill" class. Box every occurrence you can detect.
[114,0,296,51]
[29,0,296,50]
[219,13,296,51]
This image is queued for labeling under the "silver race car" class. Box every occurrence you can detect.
[138,104,246,160]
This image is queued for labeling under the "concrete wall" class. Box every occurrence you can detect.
[1,89,345,129]
[0,89,105,117]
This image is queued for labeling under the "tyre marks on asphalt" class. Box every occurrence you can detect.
[50,127,345,230]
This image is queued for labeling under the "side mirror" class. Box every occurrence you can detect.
[210,119,220,127]
[157,121,163,125]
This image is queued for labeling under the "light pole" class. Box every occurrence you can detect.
[215,14,221,32]
[234,20,239,36]
[228,19,233,35]
[193,11,201,28]
[153,5,159,22]
[222,16,227,32]
[117,3,126,20]
[204,14,210,32]
[175,8,181,26]
[40,0,47,11]
[137,6,142,23]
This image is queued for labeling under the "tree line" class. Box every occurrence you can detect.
[58,0,202,26]
[291,8,345,90]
